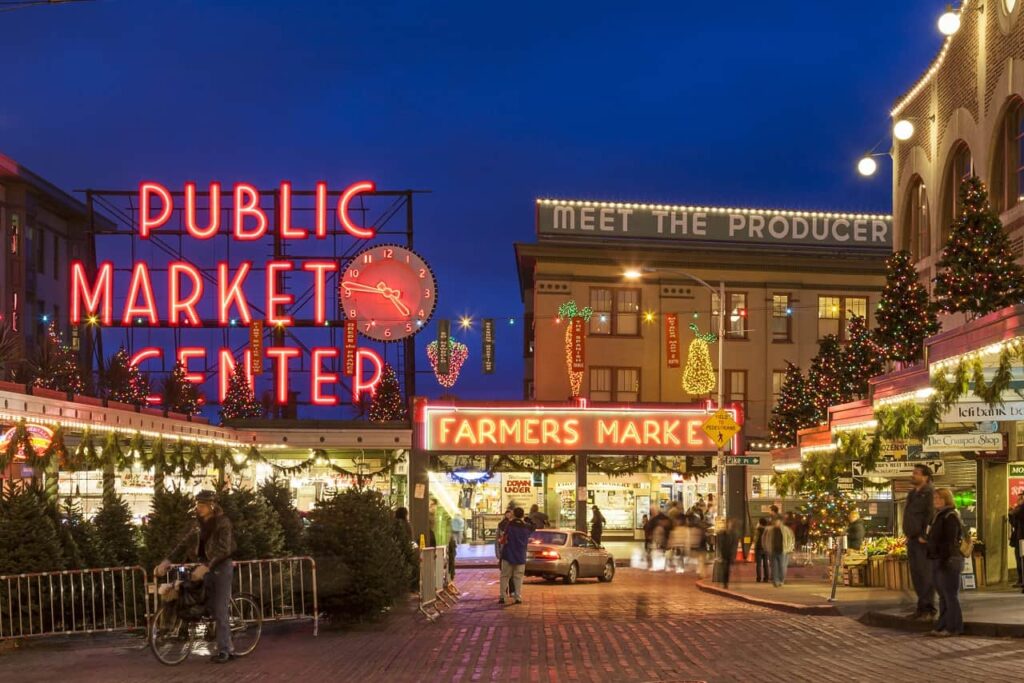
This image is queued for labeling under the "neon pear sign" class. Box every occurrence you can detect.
[68,180,424,406]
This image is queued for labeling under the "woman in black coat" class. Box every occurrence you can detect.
[925,487,965,637]
[590,506,607,546]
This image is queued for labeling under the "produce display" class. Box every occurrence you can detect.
[864,536,906,558]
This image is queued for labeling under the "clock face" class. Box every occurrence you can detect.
[340,245,437,341]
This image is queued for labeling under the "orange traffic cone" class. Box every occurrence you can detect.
[736,545,748,563]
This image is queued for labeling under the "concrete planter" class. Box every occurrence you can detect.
[30,386,69,401]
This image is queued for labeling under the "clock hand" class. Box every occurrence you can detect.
[341,281,385,295]
[376,282,411,316]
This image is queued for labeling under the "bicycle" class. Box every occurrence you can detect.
[150,566,263,666]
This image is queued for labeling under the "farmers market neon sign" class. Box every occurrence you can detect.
[68,181,386,405]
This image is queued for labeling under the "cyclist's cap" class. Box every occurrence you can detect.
[195,490,218,504]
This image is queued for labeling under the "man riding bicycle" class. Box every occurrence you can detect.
[155,490,236,664]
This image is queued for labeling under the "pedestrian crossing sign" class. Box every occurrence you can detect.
[702,409,740,449]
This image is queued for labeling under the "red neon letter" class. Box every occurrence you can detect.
[302,261,338,325]
[353,347,383,404]
[177,347,206,384]
[311,347,340,406]
[184,181,221,239]
[266,346,301,405]
[139,182,173,238]
[169,262,203,326]
[337,181,376,239]
[217,348,254,403]
[279,181,308,239]
[121,261,158,326]
[233,183,268,240]
[217,261,253,325]
[315,182,328,238]
[70,260,113,325]
[129,347,163,405]
[266,261,295,325]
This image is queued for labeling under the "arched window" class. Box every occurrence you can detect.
[991,97,1024,215]
[941,142,973,242]
[903,177,930,261]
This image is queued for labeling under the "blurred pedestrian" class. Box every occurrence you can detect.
[451,513,465,545]
[591,505,607,546]
[1009,493,1024,587]
[926,487,965,636]
[715,519,740,589]
[753,516,771,583]
[687,513,707,577]
[769,504,782,521]
[496,509,516,595]
[904,464,936,620]
[498,507,532,605]
[847,509,865,551]
[395,507,414,543]
[529,503,550,530]
[764,516,794,587]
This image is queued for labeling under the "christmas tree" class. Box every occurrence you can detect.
[934,175,1024,319]
[162,360,201,416]
[0,321,21,380]
[218,488,285,560]
[29,323,86,395]
[369,363,407,422]
[220,360,262,423]
[769,361,816,446]
[142,487,194,572]
[682,323,717,395]
[93,490,140,567]
[259,477,306,556]
[57,497,110,569]
[843,315,885,399]
[801,490,857,540]
[0,487,65,574]
[103,347,151,406]
[807,335,847,422]
[875,250,940,363]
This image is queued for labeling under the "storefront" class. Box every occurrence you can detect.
[409,398,741,543]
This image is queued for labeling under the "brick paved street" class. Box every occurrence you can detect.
[3,568,1024,683]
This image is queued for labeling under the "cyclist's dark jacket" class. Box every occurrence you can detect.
[170,512,235,569]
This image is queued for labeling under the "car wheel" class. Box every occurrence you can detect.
[563,562,578,585]
[598,560,615,583]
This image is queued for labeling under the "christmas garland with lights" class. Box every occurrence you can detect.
[426,339,469,389]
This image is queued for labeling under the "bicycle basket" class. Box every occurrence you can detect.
[175,579,208,619]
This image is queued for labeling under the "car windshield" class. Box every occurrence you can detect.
[529,531,567,546]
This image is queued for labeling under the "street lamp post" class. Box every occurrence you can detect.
[624,267,728,523]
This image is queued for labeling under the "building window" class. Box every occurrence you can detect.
[771,294,792,342]
[818,295,869,341]
[725,370,747,409]
[712,291,747,339]
[903,177,930,261]
[941,141,973,243]
[589,288,640,336]
[52,233,59,279]
[991,97,1024,215]
[772,369,787,409]
[523,379,534,400]
[751,474,778,499]
[35,230,45,275]
[589,366,640,402]
[523,313,534,358]
[8,216,17,255]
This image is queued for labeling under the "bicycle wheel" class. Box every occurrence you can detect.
[150,605,193,665]
[229,594,262,657]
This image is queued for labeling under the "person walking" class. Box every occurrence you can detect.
[529,504,550,530]
[451,513,465,546]
[904,464,936,620]
[764,516,793,587]
[926,487,966,637]
[498,507,532,605]
[847,509,866,551]
[753,516,771,583]
[715,519,740,589]
[590,505,607,546]
[1009,493,1024,587]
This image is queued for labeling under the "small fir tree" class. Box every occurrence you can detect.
[807,335,847,423]
[934,175,1024,319]
[875,250,940,363]
[102,347,151,406]
[768,362,817,446]
[220,361,262,423]
[0,487,65,574]
[57,497,110,569]
[843,315,885,399]
[93,490,139,567]
[259,477,306,556]
[218,488,285,560]
[369,363,407,422]
[29,323,86,395]
[142,487,194,571]
[162,360,201,416]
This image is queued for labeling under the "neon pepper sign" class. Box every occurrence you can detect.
[70,181,392,406]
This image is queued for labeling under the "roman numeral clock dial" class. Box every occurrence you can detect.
[340,245,437,342]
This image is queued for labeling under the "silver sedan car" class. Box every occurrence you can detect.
[525,529,615,584]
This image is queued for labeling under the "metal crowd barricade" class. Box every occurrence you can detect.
[0,566,150,641]
[151,556,318,636]
[418,546,460,621]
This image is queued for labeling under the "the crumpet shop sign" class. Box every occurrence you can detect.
[536,200,892,248]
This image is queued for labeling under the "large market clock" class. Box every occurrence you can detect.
[340,245,437,341]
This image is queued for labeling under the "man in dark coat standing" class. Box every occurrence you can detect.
[498,507,532,605]
[903,464,936,620]
[1009,493,1024,588]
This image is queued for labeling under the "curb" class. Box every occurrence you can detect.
[695,580,841,616]
[859,610,1024,638]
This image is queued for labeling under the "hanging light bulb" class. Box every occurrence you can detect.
[938,5,961,35]
[893,119,914,141]
[857,156,878,176]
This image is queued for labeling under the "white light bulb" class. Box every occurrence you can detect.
[893,120,914,141]
[857,157,878,177]
[938,10,960,36]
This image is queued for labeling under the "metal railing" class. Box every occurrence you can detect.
[418,546,460,621]
[152,556,318,636]
[0,566,149,641]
